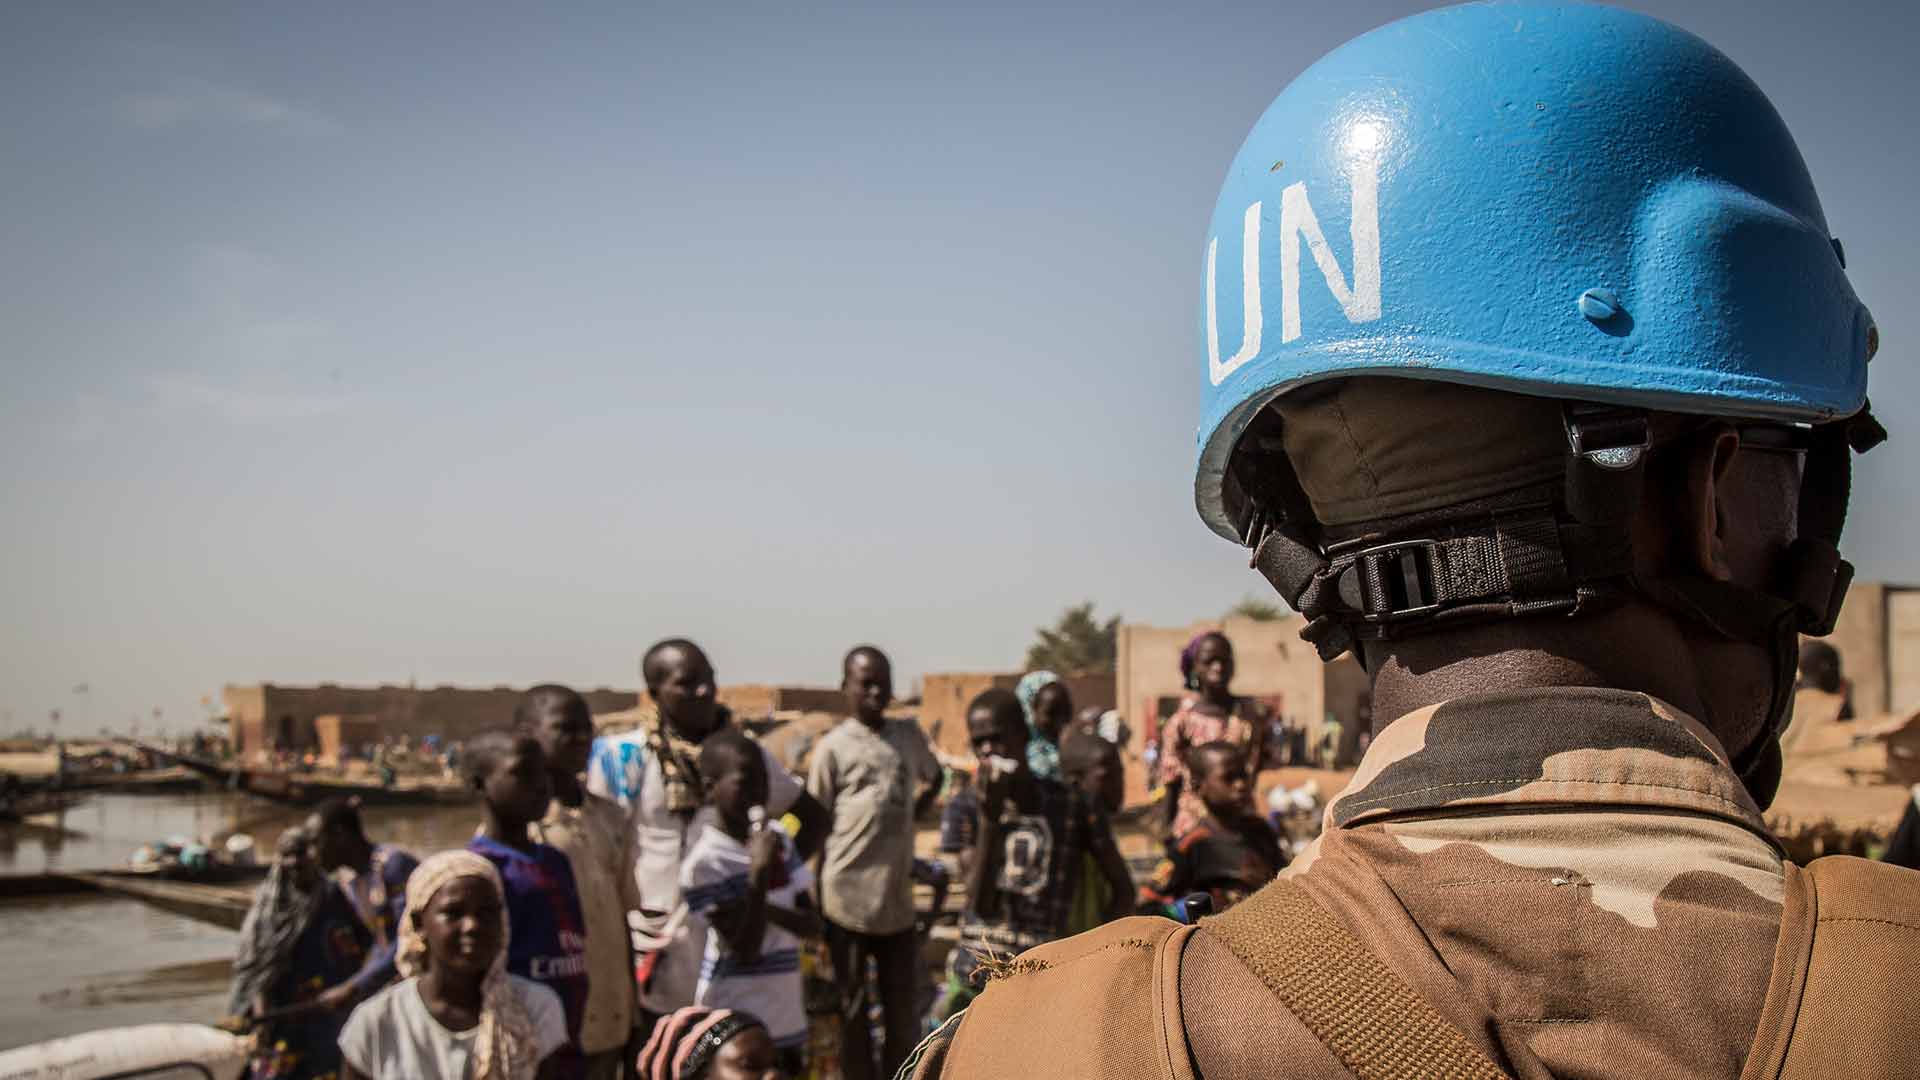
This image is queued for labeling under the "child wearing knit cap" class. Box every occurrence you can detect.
[636,1006,784,1080]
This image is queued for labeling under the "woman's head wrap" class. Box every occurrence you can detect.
[227,825,324,1017]
[1179,631,1230,691]
[398,850,541,1080]
[1014,670,1061,725]
[637,1006,765,1080]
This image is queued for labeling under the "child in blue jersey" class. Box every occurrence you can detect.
[681,728,819,1074]
[465,730,591,1080]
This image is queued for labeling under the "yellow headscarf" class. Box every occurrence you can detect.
[397,850,543,1080]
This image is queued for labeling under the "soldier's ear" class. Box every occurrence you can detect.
[1680,427,1740,582]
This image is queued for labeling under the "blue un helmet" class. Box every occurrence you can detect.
[1194,2,1886,804]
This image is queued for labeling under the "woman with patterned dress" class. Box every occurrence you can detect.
[1154,631,1282,839]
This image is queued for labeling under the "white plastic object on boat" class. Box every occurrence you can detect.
[0,1022,248,1079]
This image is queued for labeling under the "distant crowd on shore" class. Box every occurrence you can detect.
[227,632,1314,1080]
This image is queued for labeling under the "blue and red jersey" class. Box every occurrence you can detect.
[468,835,590,1077]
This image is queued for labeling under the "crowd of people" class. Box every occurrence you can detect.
[226,631,1304,1080]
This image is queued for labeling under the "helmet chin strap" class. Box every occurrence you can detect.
[1627,407,1885,808]
[1629,575,1802,809]
[1239,402,1886,810]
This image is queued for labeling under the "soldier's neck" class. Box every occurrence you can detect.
[1364,601,1717,741]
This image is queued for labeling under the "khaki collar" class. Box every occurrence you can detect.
[1327,687,1770,841]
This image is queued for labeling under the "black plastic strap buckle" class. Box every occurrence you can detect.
[1565,404,1651,470]
[1344,539,1443,622]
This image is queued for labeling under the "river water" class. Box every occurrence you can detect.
[0,790,482,1051]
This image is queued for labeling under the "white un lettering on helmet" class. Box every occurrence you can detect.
[1207,156,1381,386]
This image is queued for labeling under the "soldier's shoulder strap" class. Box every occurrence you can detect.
[1197,878,1512,1080]
[903,878,1511,1080]
[1742,855,1920,1080]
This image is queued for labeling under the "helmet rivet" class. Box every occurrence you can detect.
[1577,288,1621,322]
[1831,237,1847,268]
[1866,321,1879,361]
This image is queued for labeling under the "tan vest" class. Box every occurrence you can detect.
[908,856,1920,1080]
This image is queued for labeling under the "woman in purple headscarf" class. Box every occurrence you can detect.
[1155,631,1279,838]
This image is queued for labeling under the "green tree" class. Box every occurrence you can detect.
[1025,602,1121,675]
[1227,594,1286,622]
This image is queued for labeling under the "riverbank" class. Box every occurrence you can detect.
[0,791,488,1051]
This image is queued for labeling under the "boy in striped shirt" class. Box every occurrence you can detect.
[681,727,820,1072]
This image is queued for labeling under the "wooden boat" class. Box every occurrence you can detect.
[57,766,206,794]
[0,860,269,900]
[64,870,255,930]
[133,741,474,807]
[0,789,89,823]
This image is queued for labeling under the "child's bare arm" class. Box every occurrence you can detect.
[711,830,781,962]
[711,885,770,964]
[965,801,1007,921]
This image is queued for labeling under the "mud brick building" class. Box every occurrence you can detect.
[224,683,639,762]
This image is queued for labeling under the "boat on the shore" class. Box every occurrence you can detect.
[1,857,268,900]
[132,741,474,807]
[63,869,256,930]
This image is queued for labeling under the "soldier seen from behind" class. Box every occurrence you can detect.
[904,5,1919,1078]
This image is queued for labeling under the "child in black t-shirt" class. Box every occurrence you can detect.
[1137,740,1285,916]
[932,689,1130,1024]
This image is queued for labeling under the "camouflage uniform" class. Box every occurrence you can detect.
[904,685,1790,1078]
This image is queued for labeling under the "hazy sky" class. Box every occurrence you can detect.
[3,1,1916,736]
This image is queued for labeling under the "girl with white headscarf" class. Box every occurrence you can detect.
[338,850,568,1080]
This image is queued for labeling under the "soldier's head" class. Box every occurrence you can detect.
[1192,3,1883,808]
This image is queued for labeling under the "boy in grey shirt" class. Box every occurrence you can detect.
[805,645,941,1080]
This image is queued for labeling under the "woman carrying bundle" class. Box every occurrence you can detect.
[228,826,372,1080]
